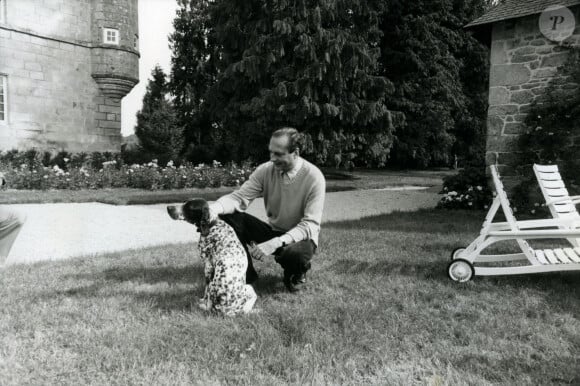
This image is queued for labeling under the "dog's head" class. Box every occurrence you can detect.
[167,198,214,235]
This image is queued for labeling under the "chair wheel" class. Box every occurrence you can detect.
[450,247,466,260]
[447,258,474,282]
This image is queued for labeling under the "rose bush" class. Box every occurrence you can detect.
[0,152,254,191]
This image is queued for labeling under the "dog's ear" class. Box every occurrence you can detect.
[198,205,212,236]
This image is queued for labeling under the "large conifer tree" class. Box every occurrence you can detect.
[170,0,394,165]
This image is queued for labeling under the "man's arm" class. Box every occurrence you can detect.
[209,163,266,216]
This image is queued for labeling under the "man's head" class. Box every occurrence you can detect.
[269,127,301,172]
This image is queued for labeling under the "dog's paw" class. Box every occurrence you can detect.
[198,301,211,311]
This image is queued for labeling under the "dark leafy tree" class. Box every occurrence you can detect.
[170,0,395,166]
[135,65,184,165]
[379,0,489,168]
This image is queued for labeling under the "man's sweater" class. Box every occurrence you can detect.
[216,158,325,246]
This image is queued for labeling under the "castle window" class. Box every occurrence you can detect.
[0,75,7,123]
[134,34,139,50]
[103,28,119,45]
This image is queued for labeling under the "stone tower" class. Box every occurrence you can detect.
[0,0,139,152]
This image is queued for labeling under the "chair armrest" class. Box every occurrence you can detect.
[488,218,577,230]
[489,229,580,238]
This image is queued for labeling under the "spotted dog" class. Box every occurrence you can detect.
[167,199,257,316]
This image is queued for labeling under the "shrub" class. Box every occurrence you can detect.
[0,150,254,191]
[437,166,492,210]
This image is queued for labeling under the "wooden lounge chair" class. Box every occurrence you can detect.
[533,164,580,247]
[448,165,580,282]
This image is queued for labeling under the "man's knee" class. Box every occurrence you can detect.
[219,211,246,231]
[282,240,316,259]
[276,240,315,271]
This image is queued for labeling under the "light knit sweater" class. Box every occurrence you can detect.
[216,158,326,246]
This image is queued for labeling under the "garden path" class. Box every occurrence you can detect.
[6,188,440,265]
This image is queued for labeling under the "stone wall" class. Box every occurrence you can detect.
[486,6,580,181]
[0,0,139,153]
[3,0,92,43]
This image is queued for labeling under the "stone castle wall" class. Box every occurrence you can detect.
[0,0,139,153]
[486,6,580,180]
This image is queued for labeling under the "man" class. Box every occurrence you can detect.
[209,127,326,286]
[0,172,26,266]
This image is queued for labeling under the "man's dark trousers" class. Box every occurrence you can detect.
[220,212,316,283]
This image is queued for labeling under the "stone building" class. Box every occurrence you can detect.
[467,0,580,179]
[0,0,139,152]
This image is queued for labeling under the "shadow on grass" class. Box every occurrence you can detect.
[52,264,290,310]
[324,209,483,234]
[329,258,445,280]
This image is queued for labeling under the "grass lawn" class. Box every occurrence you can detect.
[1,209,578,384]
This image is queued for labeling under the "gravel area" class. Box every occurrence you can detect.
[6,189,440,265]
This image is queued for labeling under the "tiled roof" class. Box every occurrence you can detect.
[466,0,580,28]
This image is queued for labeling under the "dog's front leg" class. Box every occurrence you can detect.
[198,286,212,311]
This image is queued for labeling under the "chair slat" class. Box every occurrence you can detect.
[537,172,560,181]
[554,249,572,263]
[545,188,570,197]
[544,249,560,264]
[542,180,565,189]
[554,203,577,213]
[535,250,549,265]
[534,165,560,172]
[564,248,580,263]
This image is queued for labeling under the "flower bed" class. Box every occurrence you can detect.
[436,166,492,210]
[1,157,254,191]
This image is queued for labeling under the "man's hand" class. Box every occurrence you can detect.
[207,202,222,222]
[251,238,283,259]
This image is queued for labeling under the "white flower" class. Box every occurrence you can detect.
[448,191,458,196]
[484,205,488,209]
[476,186,482,191]
[534,203,540,207]
[167,160,174,167]
[530,209,536,214]
[64,158,69,162]
[468,202,473,206]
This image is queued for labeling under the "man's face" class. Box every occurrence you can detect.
[269,135,297,172]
